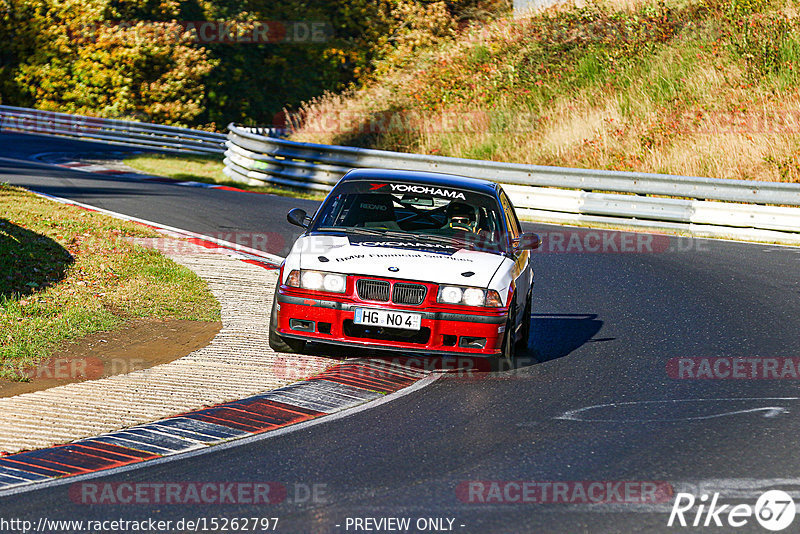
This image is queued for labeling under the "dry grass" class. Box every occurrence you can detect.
[124,153,325,200]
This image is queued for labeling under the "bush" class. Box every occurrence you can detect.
[731,13,793,79]
[0,0,510,126]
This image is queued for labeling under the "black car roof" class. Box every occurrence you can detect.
[340,169,500,196]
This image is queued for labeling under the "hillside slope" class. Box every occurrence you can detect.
[290,0,800,182]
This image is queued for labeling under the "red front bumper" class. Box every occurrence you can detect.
[274,286,508,357]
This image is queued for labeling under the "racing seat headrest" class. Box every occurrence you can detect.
[343,194,400,229]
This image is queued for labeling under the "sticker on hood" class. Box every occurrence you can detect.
[347,234,458,255]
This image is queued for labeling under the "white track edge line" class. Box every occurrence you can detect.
[0,181,444,495]
[15,152,800,250]
[28,190,285,265]
[0,373,440,498]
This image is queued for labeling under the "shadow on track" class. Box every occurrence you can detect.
[530,313,607,363]
[298,313,607,375]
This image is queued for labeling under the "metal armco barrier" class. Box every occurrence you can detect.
[224,124,800,243]
[0,105,226,154]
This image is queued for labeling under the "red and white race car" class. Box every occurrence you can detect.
[269,169,540,362]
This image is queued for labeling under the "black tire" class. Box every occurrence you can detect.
[495,306,516,372]
[268,293,307,354]
[516,292,532,352]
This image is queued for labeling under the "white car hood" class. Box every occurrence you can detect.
[291,234,505,288]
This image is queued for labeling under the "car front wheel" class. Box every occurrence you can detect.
[516,291,531,352]
[268,291,307,354]
[497,306,516,370]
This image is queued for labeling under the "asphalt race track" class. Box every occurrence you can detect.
[0,133,317,257]
[2,132,800,533]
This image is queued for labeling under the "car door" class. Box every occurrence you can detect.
[499,190,532,329]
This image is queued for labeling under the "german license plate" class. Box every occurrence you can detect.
[353,308,421,331]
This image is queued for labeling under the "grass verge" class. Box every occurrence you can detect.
[0,184,221,381]
[289,0,800,183]
[124,153,325,200]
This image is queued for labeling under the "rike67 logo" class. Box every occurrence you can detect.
[668,490,796,531]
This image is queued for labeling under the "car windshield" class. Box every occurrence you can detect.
[310,180,507,252]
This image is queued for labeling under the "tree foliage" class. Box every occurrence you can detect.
[0,0,509,126]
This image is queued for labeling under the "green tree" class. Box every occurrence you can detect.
[1,0,508,126]
[5,0,216,124]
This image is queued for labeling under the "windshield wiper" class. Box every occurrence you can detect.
[317,227,386,237]
[320,227,423,240]
[381,230,440,241]
[411,234,473,248]
[371,230,472,248]
[318,227,474,249]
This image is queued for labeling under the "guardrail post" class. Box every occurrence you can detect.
[222,123,800,242]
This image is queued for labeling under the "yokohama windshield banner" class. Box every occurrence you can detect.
[331,180,490,203]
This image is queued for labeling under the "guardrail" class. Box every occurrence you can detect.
[0,105,226,154]
[225,124,800,243]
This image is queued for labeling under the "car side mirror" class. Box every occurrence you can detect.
[287,208,309,228]
[514,232,541,251]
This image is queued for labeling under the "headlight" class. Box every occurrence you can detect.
[286,270,346,293]
[463,288,485,307]
[437,286,503,307]
[322,272,346,292]
[439,286,463,304]
[301,271,324,290]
